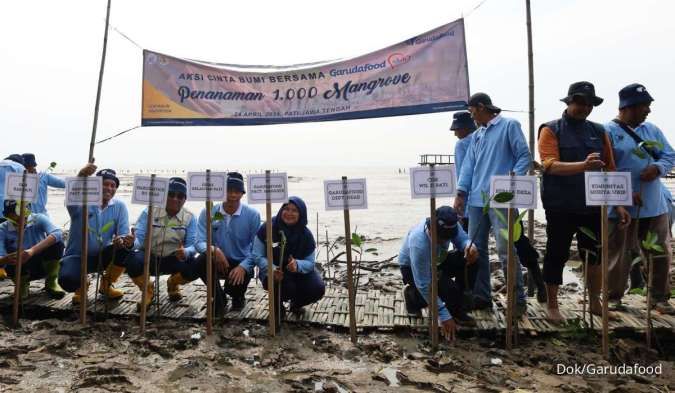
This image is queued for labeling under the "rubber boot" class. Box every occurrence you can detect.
[72,279,91,304]
[98,264,125,299]
[545,283,564,323]
[42,260,66,299]
[12,275,30,299]
[167,273,188,301]
[131,275,154,310]
[0,267,7,280]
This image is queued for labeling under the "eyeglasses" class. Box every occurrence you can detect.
[168,191,186,200]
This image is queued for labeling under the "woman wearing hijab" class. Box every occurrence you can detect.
[250,196,325,316]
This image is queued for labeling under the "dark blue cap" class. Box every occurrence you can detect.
[561,81,603,106]
[168,177,187,195]
[619,83,654,109]
[468,92,501,113]
[227,172,245,194]
[426,206,459,239]
[21,153,37,168]
[4,154,24,166]
[96,168,120,188]
[450,111,476,131]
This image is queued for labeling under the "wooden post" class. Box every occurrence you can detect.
[342,176,357,344]
[265,170,276,336]
[205,170,213,335]
[429,164,439,349]
[583,250,589,330]
[11,171,28,327]
[139,175,156,335]
[525,0,536,241]
[600,204,609,359]
[506,172,517,350]
[80,176,89,325]
[646,254,653,348]
[88,0,111,160]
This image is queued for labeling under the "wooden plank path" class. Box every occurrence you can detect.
[1,276,674,333]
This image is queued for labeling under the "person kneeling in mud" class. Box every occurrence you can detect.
[0,200,66,299]
[242,196,325,323]
[398,206,479,342]
[125,177,199,309]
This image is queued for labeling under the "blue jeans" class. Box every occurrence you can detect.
[467,206,526,304]
[58,246,128,293]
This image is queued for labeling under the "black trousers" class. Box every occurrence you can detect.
[400,250,476,315]
[194,254,251,310]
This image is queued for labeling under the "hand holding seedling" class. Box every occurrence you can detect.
[175,241,186,262]
[273,267,284,282]
[77,163,97,177]
[228,266,246,285]
[639,164,659,182]
[583,152,605,170]
[286,255,298,272]
[615,206,631,230]
[464,244,478,264]
[212,246,229,274]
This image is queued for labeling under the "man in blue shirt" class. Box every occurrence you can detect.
[22,153,65,216]
[0,154,25,280]
[194,172,261,315]
[399,206,479,341]
[453,93,530,316]
[451,111,476,230]
[58,166,135,304]
[605,84,675,315]
[125,177,199,308]
[0,200,65,299]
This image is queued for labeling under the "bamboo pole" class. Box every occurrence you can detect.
[601,204,609,359]
[646,254,653,348]
[265,170,276,336]
[139,175,156,335]
[205,170,213,335]
[88,0,112,160]
[525,0,535,241]
[342,176,357,344]
[79,177,89,325]
[429,163,439,349]
[506,203,516,350]
[11,171,28,327]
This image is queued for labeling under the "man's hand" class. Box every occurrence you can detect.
[77,163,97,177]
[112,235,125,249]
[464,244,478,265]
[228,265,247,286]
[175,241,187,262]
[287,255,298,273]
[453,194,465,217]
[583,152,605,170]
[640,164,660,182]
[273,267,284,282]
[122,234,134,249]
[616,206,631,230]
[632,192,643,207]
[441,318,457,342]
[213,247,229,274]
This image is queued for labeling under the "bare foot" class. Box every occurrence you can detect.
[546,307,565,323]
[590,299,618,320]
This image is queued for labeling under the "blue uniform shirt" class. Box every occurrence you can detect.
[245,233,316,276]
[133,207,198,258]
[0,213,63,256]
[398,219,471,321]
[457,116,531,207]
[0,159,25,214]
[64,198,131,257]
[195,203,261,262]
[605,121,675,218]
[454,136,472,216]
[33,172,66,215]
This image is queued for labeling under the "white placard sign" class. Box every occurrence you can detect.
[65,177,103,206]
[489,175,538,209]
[324,178,368,211]
[186,172,227,201]
[131,176,169,207]
[409,165,456,199]
[585,172,633,206]
[247,173,288,204]
[3,172,39,202]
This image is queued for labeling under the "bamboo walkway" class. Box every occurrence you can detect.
[1,276,674,334]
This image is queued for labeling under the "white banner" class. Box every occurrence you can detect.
[65,177,103,207]
[131,176,170,207]
[142,19,469,126]
[324,178,368,211]
[585,172,633,206]
[489,176,538,209]
[247,173,288,204]
[3,173,39,202]
[186,172,227,201]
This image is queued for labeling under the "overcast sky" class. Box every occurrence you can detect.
[2,0,673,171]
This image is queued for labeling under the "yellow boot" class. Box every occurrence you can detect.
[167,273,188,301]
[98,264,126,299]
[72,279,91,304]
[0,267,7,280]
[131,275,154,310]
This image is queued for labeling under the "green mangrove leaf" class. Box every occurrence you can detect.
[212,211,224,222]
[639,140,664,150]
[364,248,378,253]
[499,228,509,242]
[630,256,643,267]
[631,147,647,159]
[513,220,522,242]
[651,244,664,253]
[578,226,598,242]
[493,192,514,204]
[351,233,363,248]
[493,209,507,226]
[100,220,115,234]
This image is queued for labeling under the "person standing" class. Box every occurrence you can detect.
[22,153,65,216]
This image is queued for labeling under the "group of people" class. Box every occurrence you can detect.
[0,157,325,318]
[399,82,674,341]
